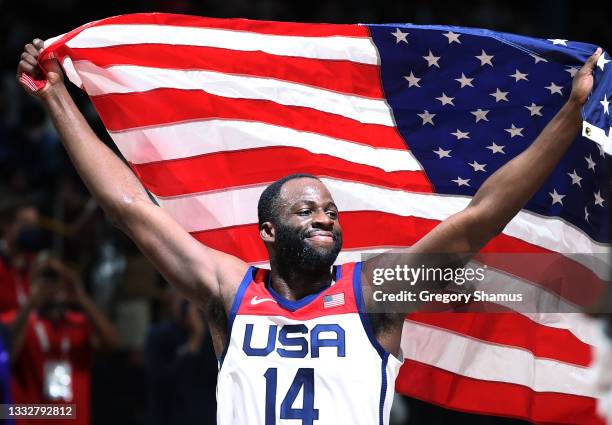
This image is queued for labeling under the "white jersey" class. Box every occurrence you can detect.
[217,262,403,425]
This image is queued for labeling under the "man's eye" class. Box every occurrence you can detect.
[327,210,338,219]
[298,210,311,216]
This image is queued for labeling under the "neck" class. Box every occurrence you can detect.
[268,259,334,301]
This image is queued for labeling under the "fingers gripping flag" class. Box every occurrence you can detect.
[39,13,611,424]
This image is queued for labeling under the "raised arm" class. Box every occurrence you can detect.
[411,48,601,255]
[17,39,248,308]
[369,47,601,263]
[363,48,602,355]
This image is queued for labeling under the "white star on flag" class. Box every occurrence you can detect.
[443,31,461,44]
[451,129,470,140]
[452,177,470,187]
[423,50,441,68]
[417,110,436,125]
[436,93,455,106]
[509,69,528,82]
[549,189,565,205]
[471,109,489,122]
[475,50,494,66]
[455,73,474,88]
[585,155,596,171]
[490,88,509,102]
[404,71,421,87]
[565,67,579,77]
[567,170,582,187]
[524,103,543,117]
[530,53,547,63]
[391,28,409,43]
[468,161,487,172]
[545,82,563,95]
[598,144,606,157]
[594,191,605,207]
[584,207,589,222]
[601,94,610,115]
[548,38,568,46]
[505,124,524,138]
[433,147,451,158]
[597,53,610,71]
[486,142,505,154]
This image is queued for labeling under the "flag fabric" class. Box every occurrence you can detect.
[39,13,611,424]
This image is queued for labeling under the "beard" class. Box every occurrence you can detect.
[274,222,342,274]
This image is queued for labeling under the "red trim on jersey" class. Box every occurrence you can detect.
[237,263,359,319]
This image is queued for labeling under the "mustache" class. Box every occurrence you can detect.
[301,229,340,240]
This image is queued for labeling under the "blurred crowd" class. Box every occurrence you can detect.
[0,1,610,424]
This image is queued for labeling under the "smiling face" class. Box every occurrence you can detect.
[263,177,343,274]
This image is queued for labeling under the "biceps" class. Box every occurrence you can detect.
[117,201,219,302]
[412,207,493,254]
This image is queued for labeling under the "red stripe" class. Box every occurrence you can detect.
[396,360,604,425]
[79,13,369,37]
[92,89,405,149]
[67,45,382,98]
[189,211,602,306]
[407,313,591,366]
[133,146,432,196]
[188,211,578,260]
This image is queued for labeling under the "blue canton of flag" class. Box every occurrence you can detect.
[368,24,611,244]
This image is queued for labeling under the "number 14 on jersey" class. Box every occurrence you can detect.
[264,368,319,425]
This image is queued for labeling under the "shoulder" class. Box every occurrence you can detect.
[215,257,254,313]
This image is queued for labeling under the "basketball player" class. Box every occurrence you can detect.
[17,39,601,424]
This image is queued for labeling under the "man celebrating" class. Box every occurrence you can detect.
[17,39,601,425]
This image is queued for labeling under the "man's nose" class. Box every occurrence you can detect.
[312,209,334,228]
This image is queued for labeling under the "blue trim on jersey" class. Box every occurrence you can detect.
[379,353,389,425]
[334,264,342,281]
[265,265,340,312]
[218,266,256,366]
[352,262,386,359]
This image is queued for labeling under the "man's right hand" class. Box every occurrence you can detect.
[16,38,64,98]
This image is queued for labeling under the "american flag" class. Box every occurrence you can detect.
[39,13,611,424]
[323,293,345,309]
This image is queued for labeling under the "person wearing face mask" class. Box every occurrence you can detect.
[0,205,44,313]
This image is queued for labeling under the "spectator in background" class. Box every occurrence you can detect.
[0,323,14,425]
[0,204,42,313]
[144,287,217,425]
[2,258,120,425]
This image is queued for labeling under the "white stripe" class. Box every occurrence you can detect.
[154,178,610,258]
[466,259,583,314]
[111,119,420,171]
[401,320,600,397]
[583,121,612,155]
[44,33,67,49]
[63,24,379,65]
[73,61,393,126]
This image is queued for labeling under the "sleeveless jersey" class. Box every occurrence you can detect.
[217,262,403,425]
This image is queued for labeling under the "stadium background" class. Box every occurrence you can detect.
[1,1,610,424]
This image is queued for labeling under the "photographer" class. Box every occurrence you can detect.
[2,258,119,425]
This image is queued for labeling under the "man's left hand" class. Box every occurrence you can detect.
[570,47,602,106]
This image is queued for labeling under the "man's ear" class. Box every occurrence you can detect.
[260,222,275,243]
